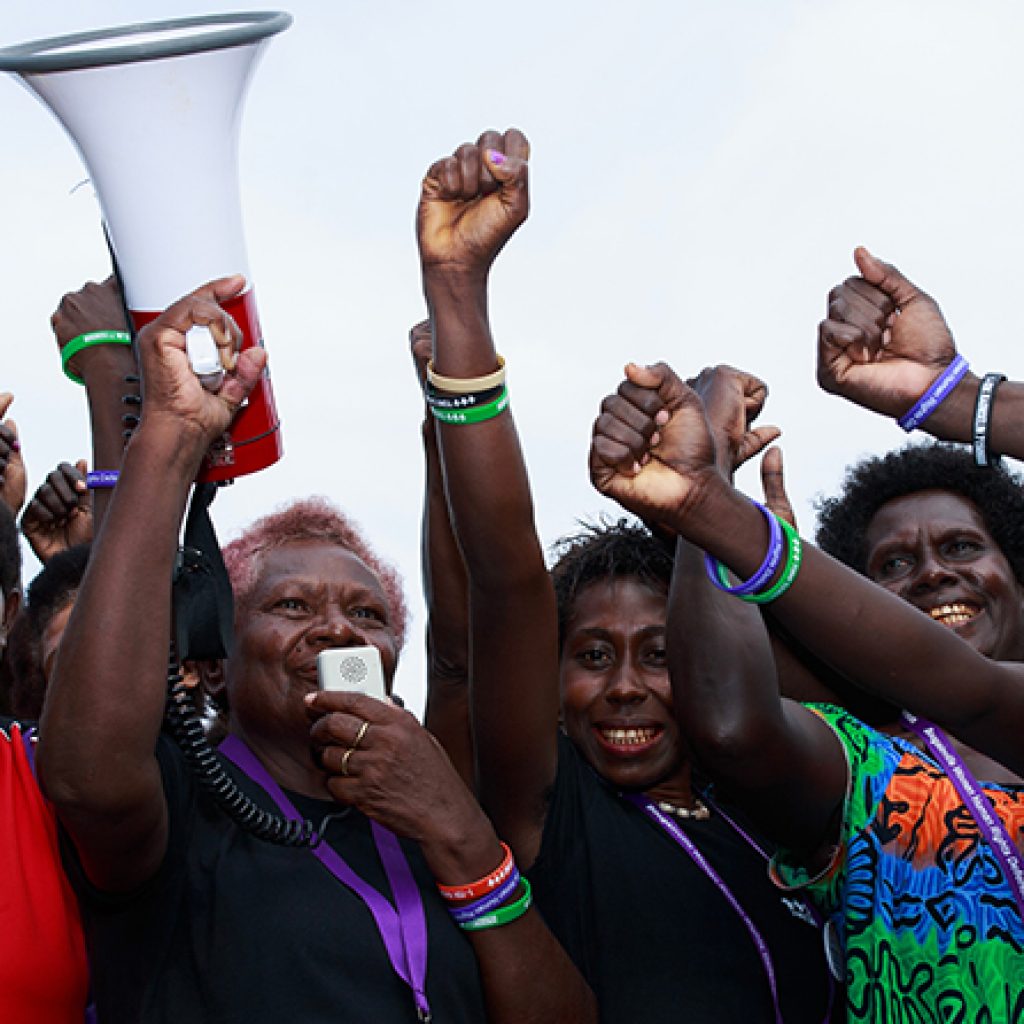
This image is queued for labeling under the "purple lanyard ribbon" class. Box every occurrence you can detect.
[624,793,784,1024]
[21,725,36,776]
[901,712,1024,921]
[219,735,432,1021]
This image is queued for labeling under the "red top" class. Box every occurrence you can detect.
[0,721,89,1023]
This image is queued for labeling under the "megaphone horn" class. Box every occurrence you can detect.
[0,11,292,482]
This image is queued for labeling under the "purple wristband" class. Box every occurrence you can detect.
[897,355,970,432]
[86,470,119,489]
[448,866,522,924]
[704,500,783,596]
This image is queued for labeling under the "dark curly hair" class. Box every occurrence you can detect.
[5,543,90,718]
[549,519,674,649]
[0,503,20,600]
[815,443,1024,583]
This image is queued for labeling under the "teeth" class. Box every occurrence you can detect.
[928,603,979,628]
[601,727,658,746]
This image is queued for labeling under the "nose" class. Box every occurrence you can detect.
[304,609,365,650]
[604,664,648,706]
[907,550,958,596]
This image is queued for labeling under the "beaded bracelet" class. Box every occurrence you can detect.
[62,331,133,385]
[437,841,515,903]
[427,355,506,395]
[430,388,508,425]
[897,354,970,432]
[972,373,1006,468]
[732,517,803,605]
[459,878,533,932]
[425,381,505,411]
[703,500,782,596]
[86,470,119,490]
[448,867,522,924]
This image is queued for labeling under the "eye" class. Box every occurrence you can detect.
[576,645,612,669]
[873,553,913,581]
[944,538,981,559]
[351,605,387,624]
[272,596,310,614]
[643,643,667,667]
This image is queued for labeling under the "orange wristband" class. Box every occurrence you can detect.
[437,842,515,904]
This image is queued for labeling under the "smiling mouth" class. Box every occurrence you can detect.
[594,725,662,754]
[928,603,981,629]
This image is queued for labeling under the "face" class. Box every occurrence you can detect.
[559,577,683,793]
[865,490,1024,661]
[226,541,399,744]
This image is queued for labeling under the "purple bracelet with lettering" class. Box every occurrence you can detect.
[704,500,783,596]
[448,866,522,924]
[897,354,970,432]
[86,470,119,490]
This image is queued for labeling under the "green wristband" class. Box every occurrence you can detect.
[62,330,133,385]
[430,387,509,425]
[735,517,803,605]
[459,878,532,931]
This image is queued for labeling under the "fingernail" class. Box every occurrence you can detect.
[488,149,506,166]
[632,461,642,475]
[11,441,19,452]
[655,411,670,426]
[303,692,317,705]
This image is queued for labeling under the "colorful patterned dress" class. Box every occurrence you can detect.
[773,704,1024,1023]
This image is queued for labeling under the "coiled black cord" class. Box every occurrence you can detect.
[163,647,349,847]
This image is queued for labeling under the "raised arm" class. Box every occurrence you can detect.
[37,277,264,891]
[818,247,1024,460]
[592,363,1024,778]
[51,277,139,530]
[417,130,558,864]
[0,393,27,519]
[410,320,474,786]
[589,363,846,852]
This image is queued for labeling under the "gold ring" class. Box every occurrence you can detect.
[352,720,371,751]
[340,747,355,776]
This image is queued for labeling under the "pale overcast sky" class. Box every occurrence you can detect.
[2,0,1022,713]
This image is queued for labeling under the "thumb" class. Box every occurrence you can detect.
[853,246,922,306]
[0,392,13,420]
[74,459,89,491]
[760,446,797,530]
[625,361,689,413]
[482,149,529,218]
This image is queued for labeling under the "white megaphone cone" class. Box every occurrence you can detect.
[0,11,291,482]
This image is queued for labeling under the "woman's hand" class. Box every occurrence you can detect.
[818,246,958,417]
[417,129,530,279]
[306,691,492,854]
[0,393,26,516]
[20,460,92,562]
[135,276,266,449]
[589,362,721,528]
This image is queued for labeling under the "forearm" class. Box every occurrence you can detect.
[671,476,1024,770]
[421,418,474,784]
[420,816,596,1024]
[38,423,200,813]
[81,345,139,528]
[921,372,1024,461]
[424,270,547,589]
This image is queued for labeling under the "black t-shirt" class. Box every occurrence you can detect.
[528,734,834,1023]
[63,734,488,1023]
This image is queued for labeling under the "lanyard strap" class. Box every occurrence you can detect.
[219,735,432,1021]
[901,712,1024,920]
[21,725,36,777]
[624,793,783,1024]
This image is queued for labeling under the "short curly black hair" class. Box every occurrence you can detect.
[549,519,674,650]
[815,443,1024,584]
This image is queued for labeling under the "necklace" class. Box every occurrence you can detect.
[655,797,711,821]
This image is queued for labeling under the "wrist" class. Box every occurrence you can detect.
[419,810,501,886]
[916,371,978,442]
[129,417,208,478]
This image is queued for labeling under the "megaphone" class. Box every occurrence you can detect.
[0,11,291,482]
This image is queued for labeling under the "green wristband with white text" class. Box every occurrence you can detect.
[62,330,133,384]
[458,878,532,931]
[430,387,509,426]
[736,517,803,605]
